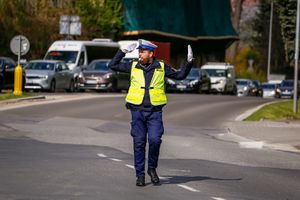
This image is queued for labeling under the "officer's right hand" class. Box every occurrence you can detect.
[121,43,137,53]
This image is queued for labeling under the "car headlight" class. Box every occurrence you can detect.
[105,73,113,79]
[79,72,84,79]
[39,75,48,79]
[243,86,248,91]
[276,88,281,93]
[167,78,176,85]
[189,79,199,85]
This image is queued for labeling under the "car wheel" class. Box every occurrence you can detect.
[66,80,75,93]
[49,80,56,93]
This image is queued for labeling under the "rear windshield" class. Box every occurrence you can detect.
[86,61,109,71]
[205,69,226,77]
[45,51,78,64]
[281,81,293,87]
[236,80,248,86]
[25,62,54,70]
[262,84,275,89]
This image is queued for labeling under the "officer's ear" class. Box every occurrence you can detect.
[149,51,154,58]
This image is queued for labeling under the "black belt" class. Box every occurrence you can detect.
[141,87,154,89]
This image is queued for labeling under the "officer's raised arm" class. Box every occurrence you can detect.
[108,43,137,73]
[165,45,194,80]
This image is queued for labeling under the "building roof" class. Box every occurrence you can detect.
[122,0,239,41]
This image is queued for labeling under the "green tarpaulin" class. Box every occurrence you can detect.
[122,0,238,41]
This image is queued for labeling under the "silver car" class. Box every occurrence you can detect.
[236,79,254,96]
[24,60,75,92]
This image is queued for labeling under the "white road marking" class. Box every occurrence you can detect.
[159,176,172,180]
[109,158,123,162]
[125,164,134,169]
[177,184,200,192]
[97,153,107,158]
[239,141,264,149]
[212,197,226,200]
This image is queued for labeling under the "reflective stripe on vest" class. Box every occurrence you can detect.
[125,61,167,106]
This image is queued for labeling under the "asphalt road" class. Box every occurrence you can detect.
[0,93,300,200]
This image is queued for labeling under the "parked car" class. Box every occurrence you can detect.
[236,79,255,96]
[276,79,299,99]
[78,59,129,92]
[166,68,211,93]
[24,60,75,92]
[250,80,263,96]
[261,82,278,98]
[0,57,25,92]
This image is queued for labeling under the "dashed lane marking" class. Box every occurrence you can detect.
[239,141,264,149]
[125,164,134,169]
[177,184,200,192]
[109,158,123,162]
[211,197,226,200]
[97,153,107,158]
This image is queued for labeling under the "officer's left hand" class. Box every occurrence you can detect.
[121,43,137,53]
[187,45,194,62]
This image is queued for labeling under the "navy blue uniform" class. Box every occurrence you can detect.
[109,49,192,176]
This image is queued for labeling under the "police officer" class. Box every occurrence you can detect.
[108,39,194,186]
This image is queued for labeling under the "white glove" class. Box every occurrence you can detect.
[121,43,137,53]
[187,45,194,62]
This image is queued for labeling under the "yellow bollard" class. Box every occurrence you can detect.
[13,65,23,96]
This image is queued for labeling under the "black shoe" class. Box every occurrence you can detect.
[147,168,160,185]
[136,176,145,187]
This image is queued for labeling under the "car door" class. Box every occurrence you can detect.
[201,70,209,90]
[61,62,72,89]
[54,63,64,89]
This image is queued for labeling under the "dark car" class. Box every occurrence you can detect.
[0,57,25,92]
[249,80,263,96]
[276,80,300,99]
[78,59,129,92]
[166,68,211,93]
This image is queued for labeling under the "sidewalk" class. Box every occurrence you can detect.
[227,114,300,154]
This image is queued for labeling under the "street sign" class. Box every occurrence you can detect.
[10,35,30,56]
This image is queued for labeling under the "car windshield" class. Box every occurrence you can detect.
[187,69,199,78]
[205,69,226,77]
[45,51,78,64]
[236,80,248,86]
[262,84,275,89]
[86,61,109,71]
[252,81,260,87]
[281,81,293,87]
[25,62,54,70]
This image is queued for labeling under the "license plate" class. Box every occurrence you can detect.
[176,85,187,89]
[86,80,97,84]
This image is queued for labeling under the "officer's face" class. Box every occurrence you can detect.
[139,49,153,64]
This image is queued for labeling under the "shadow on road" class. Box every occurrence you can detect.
[160,175,242,185]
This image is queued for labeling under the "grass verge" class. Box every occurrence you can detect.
[0,92,37,101]
[245,100,300,121]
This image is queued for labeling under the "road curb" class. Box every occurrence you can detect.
[235,100,284,121]
[0,95,46,105]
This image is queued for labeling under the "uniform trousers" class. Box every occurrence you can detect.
[130,110,164,176]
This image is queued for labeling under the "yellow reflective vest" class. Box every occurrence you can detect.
[126,61,167,106]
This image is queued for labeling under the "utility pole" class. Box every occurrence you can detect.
[267,1,274,81]
[294,0,300,113]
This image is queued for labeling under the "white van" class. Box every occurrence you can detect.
[44,39,120,89]
[201,62,236,94]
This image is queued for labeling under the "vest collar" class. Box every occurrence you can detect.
[136,59,161,70]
